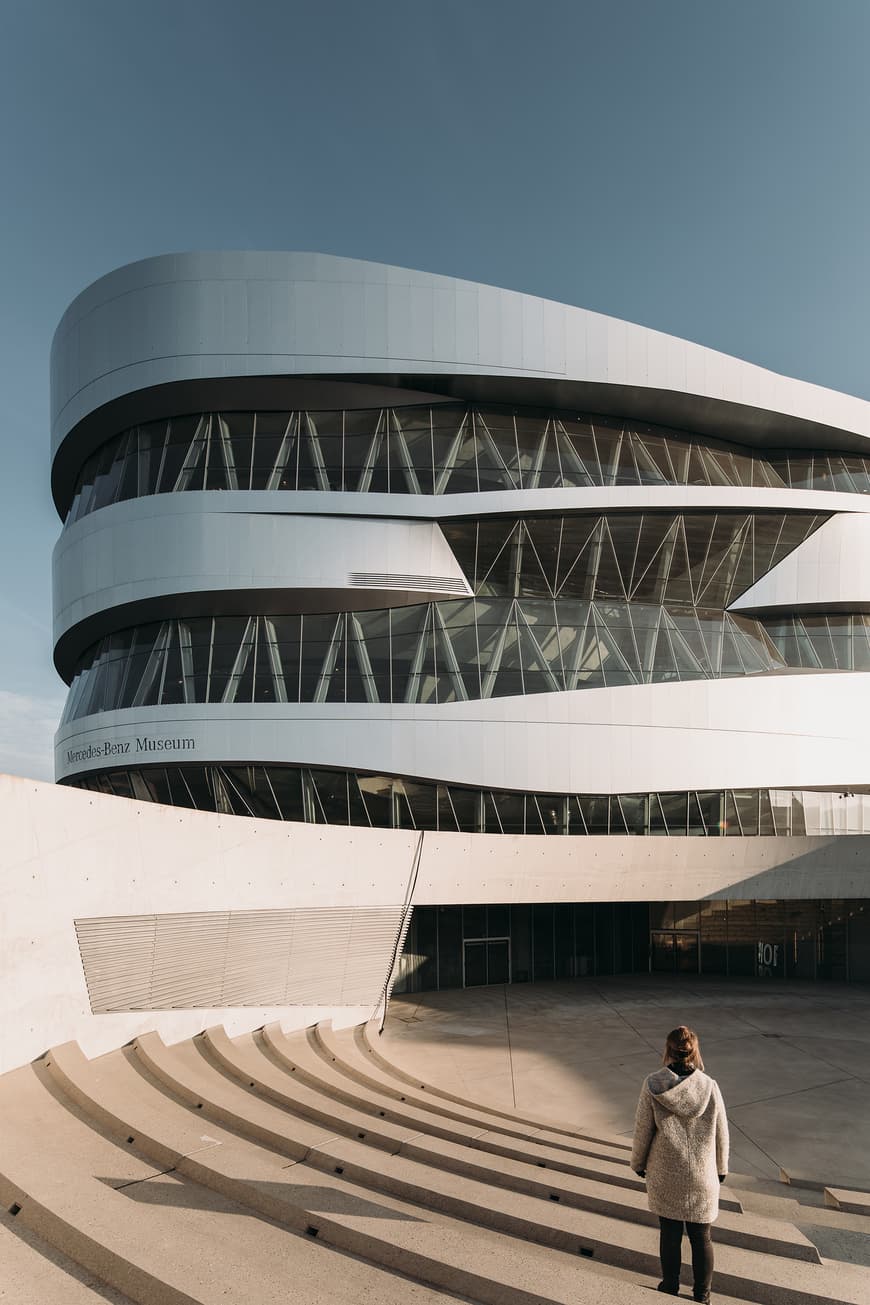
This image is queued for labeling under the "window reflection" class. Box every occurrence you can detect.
[67,766,870,840]
[65,402,870,525]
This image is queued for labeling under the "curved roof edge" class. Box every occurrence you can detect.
[50,251,870,479]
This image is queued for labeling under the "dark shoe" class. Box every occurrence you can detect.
[657,1285,679,1296]
[693,1294,710,1303]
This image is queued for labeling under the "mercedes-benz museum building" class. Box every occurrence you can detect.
[49,252,870,997]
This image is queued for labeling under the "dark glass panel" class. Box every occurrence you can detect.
[523,519,560,593]
[580,794,609,835]
[488,904,510,937]
[431,412,470,490]
[117,434,140,504]
[265,767,305,821]
[357,775,393,828]
[534,424,563,490]
[298,613,341,701]
[726,900,757,976]
[409,907,437,992]
[464,940,487,986]
[138,422,168,497]
[697,790,723,835]
[733,790,759,836]
[514,416,549,488]
[555,904,574,978]
[438,419,478,493]
[437,784,459,832]
[333,407,374,483]
[159,627,185,705]
[594,903,614,974]
[394,787,415,829]
[473,413,518,491]
[532,904,555,979]
[631,433,672,485]
[158,416,202,492]
[206,618,247,703]
[555,518,601,598]
[438,907,462,988]
[688,792,708,837]
[401,777,438,829]
[511,904,532,981]
[487,939,510,984]
[394,410,434,494]
[463,905,486,939]
[491,790,525,834]
[699,899,728,974]
[554,421,597,488]
[475,520,521,597]
[220,413,254,490]
[448,786,479,832]
[660,792,688,835]
[347,775,372,827]
[295,415,328,491]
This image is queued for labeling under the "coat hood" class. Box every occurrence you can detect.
[646,1067,714,1118]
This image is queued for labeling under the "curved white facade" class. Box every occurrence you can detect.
[48,252,870,994]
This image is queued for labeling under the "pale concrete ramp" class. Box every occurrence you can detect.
[1,1014,868,1304]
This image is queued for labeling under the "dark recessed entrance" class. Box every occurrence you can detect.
[651,930,700,974]
[463,938,511,987]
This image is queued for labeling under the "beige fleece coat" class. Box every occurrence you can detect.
[631,1067,729,1223]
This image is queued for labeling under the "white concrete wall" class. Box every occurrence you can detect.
[4,772,869,1075]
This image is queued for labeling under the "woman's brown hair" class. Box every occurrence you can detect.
[663,1025,704,1071]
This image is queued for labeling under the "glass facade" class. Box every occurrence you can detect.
[62,510,831,721]
[760,613,870,671]
[65,764,870,835]
[395,899,870,990]
[64,403,870,523]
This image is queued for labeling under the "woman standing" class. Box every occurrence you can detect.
[631,1026,729,1303]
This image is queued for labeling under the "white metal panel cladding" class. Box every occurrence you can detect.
[51,252,870,457]
[74,906,405,1012]
[54,671,870,792]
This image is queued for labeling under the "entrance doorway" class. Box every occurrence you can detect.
[463,937,511,987]
[651,931,700,974]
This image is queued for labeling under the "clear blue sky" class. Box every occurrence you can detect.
[3,0,870,779]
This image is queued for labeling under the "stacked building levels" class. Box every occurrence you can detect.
[51,252,870,987]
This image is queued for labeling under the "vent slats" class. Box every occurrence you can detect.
[348,572,469,593]
[74,907,404,1012]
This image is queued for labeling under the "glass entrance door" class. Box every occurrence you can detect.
[463,938,510,986]
[651,931,700,974]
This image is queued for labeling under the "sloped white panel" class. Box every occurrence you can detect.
[75,906,404,1012]
[730,512,870,613]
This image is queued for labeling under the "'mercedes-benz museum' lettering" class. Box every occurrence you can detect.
[50,252,870,987]
[65,738,196,766]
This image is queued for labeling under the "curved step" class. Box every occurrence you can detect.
[824,1186,870,1215]
[35,1040,670,1305]
[360,1021,631,1149]
[33,1039,864,1305]
[203,1027,818,1264]
[313,1022,632,1160]
[259,1024,627,1165]
[0,1207,135,1304]
[1,1060,442,1305]
[254,1024,652,1190]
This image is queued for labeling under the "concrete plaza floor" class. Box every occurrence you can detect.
[383,976,870,1193]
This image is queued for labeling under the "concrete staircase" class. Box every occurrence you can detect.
[0,1022,867,1304]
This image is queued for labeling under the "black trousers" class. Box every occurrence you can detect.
[658,1217,713,1297]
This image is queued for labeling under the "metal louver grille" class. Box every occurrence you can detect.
[348,572,469,593]
[74,907,405,1012]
